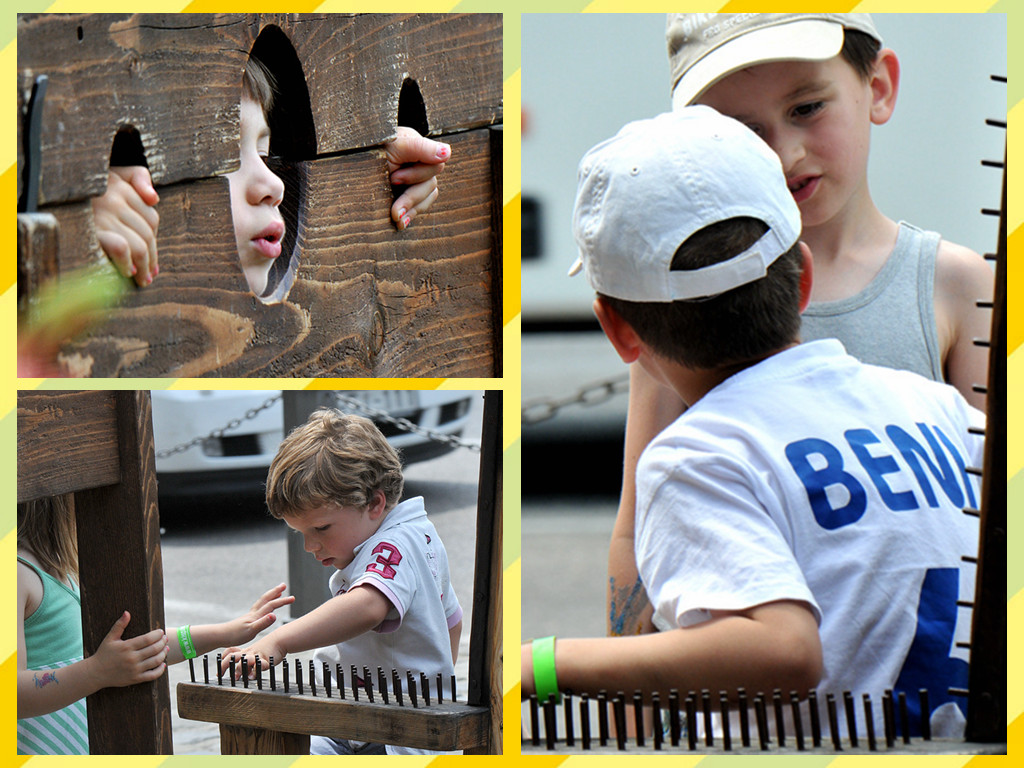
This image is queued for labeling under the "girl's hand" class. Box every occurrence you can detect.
[91,166,160,287]
[88,611,168,688]
[384,126,450,230]
[225,582,295,647]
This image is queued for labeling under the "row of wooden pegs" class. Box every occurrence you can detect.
[525,686,949,752]
[186,653,457,708]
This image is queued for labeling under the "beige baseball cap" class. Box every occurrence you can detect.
[667,13,882,108]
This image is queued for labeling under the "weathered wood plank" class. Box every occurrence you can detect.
[16,390,120,503]
[178,683,490,751]
[17,13,249,205]
[46,128,496,377]
[75,390,171,754]
[220,724,310,755]
[264,13,502,152]
[17,14,502,206]
[17,213,60,312]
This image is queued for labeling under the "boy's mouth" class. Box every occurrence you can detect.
[787,175,819,204]
[319,557,335,567]
[251,222,285,259]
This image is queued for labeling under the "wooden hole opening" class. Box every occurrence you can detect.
[248,26,316,304]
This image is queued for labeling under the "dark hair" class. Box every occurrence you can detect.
[599,217,804,370]
[840,29,882,81]
[242,56,276,118]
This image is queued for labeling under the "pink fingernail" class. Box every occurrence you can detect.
[437,144,450,160]
[403,215,411,228]
[130,264,137,276]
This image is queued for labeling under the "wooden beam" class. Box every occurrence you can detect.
[74,391,172,754]
[465,391,503,753]
[16,391,120,503]
[178,683,490,751]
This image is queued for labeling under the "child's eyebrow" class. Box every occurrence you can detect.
[783,80,832,103]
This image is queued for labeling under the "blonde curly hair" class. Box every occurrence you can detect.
[266,409,404,518]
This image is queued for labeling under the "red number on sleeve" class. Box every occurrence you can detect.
[366,542,403,580]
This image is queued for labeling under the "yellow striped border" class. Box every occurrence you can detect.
[6,1,1016,765]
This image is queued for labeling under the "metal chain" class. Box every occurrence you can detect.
[155,394,283,459]
[332,393,480,452]
[155,392,481,459]
[521,374,630,425]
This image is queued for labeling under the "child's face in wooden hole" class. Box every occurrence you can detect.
[227,96,286,296]
[283,492,388,571]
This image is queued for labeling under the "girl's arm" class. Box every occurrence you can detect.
[18,567,167,719]
[221,584,390,677]
[607,364,686,637]
[524,600,822,701]
[165,582,294,665]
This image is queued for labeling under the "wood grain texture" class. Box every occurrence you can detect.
[47,128,497,377]
[17,213,60,311]
[178,682,490,751]
[74,391,172,754]
[220,724,309,755]
[16,390,120,502]
[17,13,249,205]
[17,14,501,205]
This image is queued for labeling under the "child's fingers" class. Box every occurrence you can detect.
[96,231,135,279]
[103,611,132,642]
[385,127,450,171]
[390,161,446,187]
[249,613,276,634]
[251,582,288,609]
[112,165,160,207]
[393,183,440,230]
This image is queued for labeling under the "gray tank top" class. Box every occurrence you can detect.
[800,221,944,382]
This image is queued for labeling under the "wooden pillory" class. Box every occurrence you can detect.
[17,390,503,754]
[17,13,503,377]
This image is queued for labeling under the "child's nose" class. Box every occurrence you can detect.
[770,128,806,175]
[250,162,285,207]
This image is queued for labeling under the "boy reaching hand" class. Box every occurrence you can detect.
[222,409,462,755]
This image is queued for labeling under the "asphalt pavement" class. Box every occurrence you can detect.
[159,393,486,755]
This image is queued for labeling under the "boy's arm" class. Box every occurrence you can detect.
[524,599,821,700]
[449,618,462,665]
[607,364,686,637]
[934,240,994,411]
[165,583,294,665]
[221,584,390,675]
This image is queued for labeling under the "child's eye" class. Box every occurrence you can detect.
[315,524,330,533]
[792,101,824,119]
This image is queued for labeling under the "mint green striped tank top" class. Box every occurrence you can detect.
[17,556,89,755]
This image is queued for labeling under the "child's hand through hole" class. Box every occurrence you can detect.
[385,126,450,230]
[91,166,160,287]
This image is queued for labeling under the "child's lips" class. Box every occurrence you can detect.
[251,222,285,259]
[788,175,820,204]
[319,557,334,567]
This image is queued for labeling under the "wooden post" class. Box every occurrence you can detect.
[280,391,336,617]
[965,153,1006,743]
[465,390,503,753]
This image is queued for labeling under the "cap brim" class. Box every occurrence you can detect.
[673,19,845,108]
[567,255,583,277]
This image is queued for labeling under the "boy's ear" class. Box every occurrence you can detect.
[593,296,643,364]
[868,48,900,125]
[797,241,814,314]
[367,489,387,519]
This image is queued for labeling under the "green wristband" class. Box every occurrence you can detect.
[532,635,560,703]
[178,625,197,660]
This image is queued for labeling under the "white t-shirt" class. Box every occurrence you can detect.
[635,340,983,737]
[313,496,462,754]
